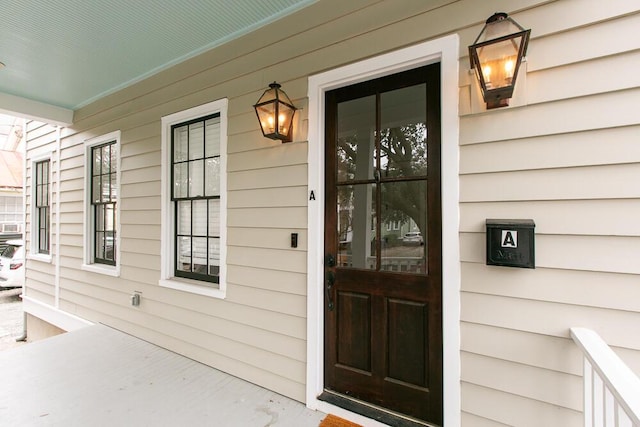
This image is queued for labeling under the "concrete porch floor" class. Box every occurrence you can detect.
[0,324,327,426]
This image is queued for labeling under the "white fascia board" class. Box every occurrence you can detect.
[0,92,73,127]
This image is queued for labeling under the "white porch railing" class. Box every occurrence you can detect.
[571,327,640,427]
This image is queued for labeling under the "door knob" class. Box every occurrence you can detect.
[326,271,335,311]
[325,254,335,267]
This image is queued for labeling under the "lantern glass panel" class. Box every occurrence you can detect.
[277,104,295,137]
[478,18,522,43]
[256,103,277,135]
[476,36,523,90]
[256,87,278,104]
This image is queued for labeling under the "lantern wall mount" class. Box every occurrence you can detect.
[469,12,531,109]
[253,82,297,142]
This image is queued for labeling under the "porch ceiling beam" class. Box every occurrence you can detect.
[0,91,73,127]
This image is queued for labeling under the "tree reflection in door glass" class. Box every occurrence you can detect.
[379,83,428,274]
[380,84,427,178]
[381,181,427,274]
[380,124,427,177]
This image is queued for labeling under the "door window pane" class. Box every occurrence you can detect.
[337,96,376,182]
[337,183,376,270]
[381,181,427,274]
[380,84,428,178]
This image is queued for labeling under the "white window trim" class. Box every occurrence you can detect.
[81,130,121,277]
[159,98,228,299]
[28,153,53,263]
[306,34,461,426]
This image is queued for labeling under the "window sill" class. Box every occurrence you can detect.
[159,278,225,299]
[27,254,52,263]
[81,263,120,277]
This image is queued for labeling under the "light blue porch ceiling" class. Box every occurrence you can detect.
[0,0,316,124]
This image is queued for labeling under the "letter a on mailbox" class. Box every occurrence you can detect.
[501,230,517,248]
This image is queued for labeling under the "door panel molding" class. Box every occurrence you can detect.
[307,34,461,427]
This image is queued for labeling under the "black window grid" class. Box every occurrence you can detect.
[35,160,50,254]
[171,113,221,284]
[91,142,117,265]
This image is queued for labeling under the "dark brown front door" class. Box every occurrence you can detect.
[323,64,442,426]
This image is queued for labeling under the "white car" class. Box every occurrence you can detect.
[402,232,423,245]
[0,240,25,289]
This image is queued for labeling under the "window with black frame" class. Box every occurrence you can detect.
[91,141,117,265]
[35,160,50,254]
[171,113,221,284]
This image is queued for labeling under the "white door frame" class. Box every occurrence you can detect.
[306,34,461,426]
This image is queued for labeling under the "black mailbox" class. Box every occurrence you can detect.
[486,219,535,269]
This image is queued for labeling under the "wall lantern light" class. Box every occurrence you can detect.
[253,82,297,142]
[469,12,530,109]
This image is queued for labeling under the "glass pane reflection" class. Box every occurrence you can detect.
[178,237,191,272]
[380,84,427,178]
[381,181,427,274]
[337,184,376,270]
[337,96,376,182]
